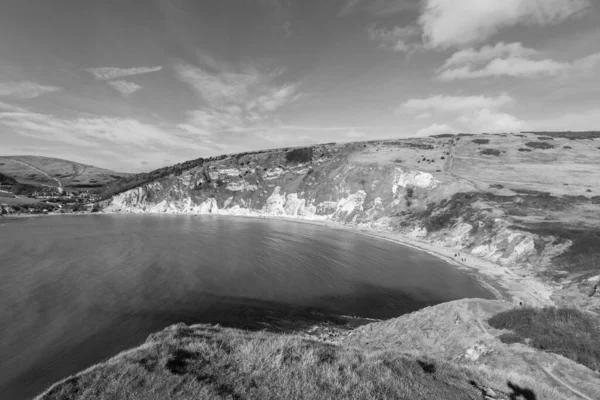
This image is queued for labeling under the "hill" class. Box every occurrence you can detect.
[0,155,130,191]
[35,308,579,400]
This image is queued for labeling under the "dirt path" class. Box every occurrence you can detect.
[542,365,596,400]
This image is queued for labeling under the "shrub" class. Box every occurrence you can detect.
[480,148,501,156]
[488,307,600,372]
[525,141,554,150]
[472,139,490,145]
[497,332,522,345]
[518,148,532,152]
[563,146,572,149]
[285,147,314,164]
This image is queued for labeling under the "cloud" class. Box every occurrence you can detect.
[174,58,300,138]
[457,109,526,132]
[415,123,456,137]
[368,25,422,53]
[420,0,590,49]
[403,93,525,134]
[400,93,514,113]
[530,107,600,131]
[338,0,362,17]
[106,80,142,96]
[437,42,600,80]
[86,66,163,80]
[0,81,61,99]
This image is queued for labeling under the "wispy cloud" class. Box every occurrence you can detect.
[0,81,61,99]
[0,100,215,158]
[174,57,301,138]
[367,25,422,53]
[0,101,28,112]
[367,0,420,16]
[437,42,600,81]
[86,66,163,80]
[107,80,142,96]
[338,0,362,17]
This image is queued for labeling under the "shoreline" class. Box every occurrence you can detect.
[218,213,553,306]
[3,210,555,307]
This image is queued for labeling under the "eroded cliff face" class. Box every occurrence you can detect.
[105,143,532,269]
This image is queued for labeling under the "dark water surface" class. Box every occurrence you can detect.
[0,214,491,399]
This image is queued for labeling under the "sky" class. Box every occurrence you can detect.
[1,0,599,172]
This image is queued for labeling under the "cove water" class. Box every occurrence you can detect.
[0,214,492,399]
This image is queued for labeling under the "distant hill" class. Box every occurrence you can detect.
[0,156,130,190]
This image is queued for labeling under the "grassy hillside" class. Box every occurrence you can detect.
[0,155,129,190]
[488,307,600,371]
[35,321,566,400]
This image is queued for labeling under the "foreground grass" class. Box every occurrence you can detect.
[36,323,521,400]
[488,307,600,372]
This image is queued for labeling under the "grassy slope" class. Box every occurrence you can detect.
[36,322,561,400]
[344,299,600,399]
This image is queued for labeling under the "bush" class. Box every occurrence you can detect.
[563,146,572,149]
[488,307,600,371]
[472,139,490,145]
[285,147,313,164]
[497,332,522,345]
[525,141,554,150]
[518,148,532,152]
[480,148,501,156]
